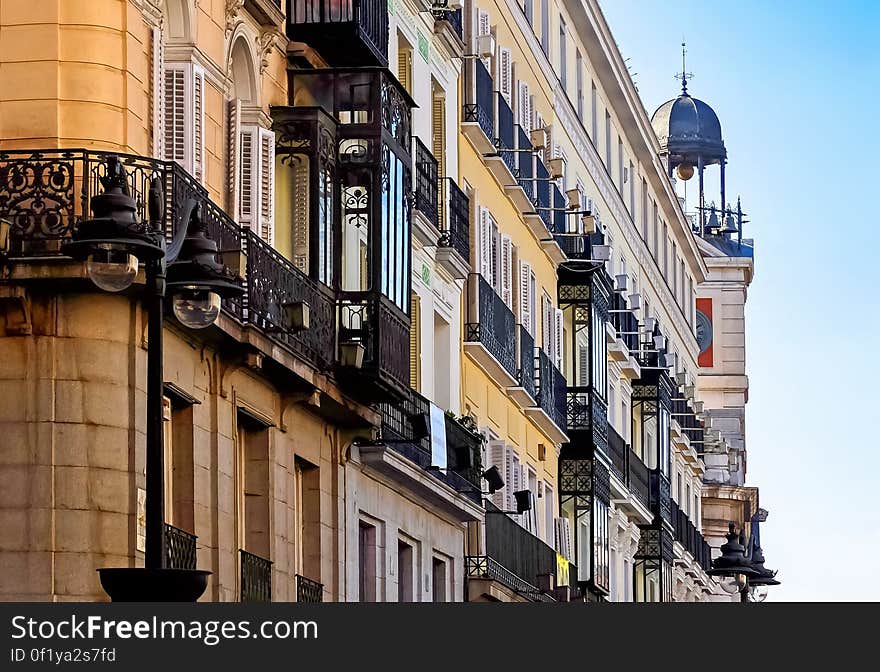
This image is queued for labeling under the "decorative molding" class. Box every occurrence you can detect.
[258,28,285,74]
[226,0,246,36]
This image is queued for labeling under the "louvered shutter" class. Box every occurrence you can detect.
[542,294,552,355]
[544,484,555,547]
[150,27,165,159]
[497,48,512,104]
[477,10,491,71]
[397,45,412,94]
[192,65,205,183]
[500,235,513,308]
[508,450,519,515]
[410,293,421,390]
[163,66,186,165]
[258,127,275,245]
[226,99,241,217]
[517,81,531,132]
[432,92,446,179]
[578,345,589,386]
[555,517,573,560]
[238,125,257,229]
[479,207,492,281]
[554,308,564,370]
[487,441,507,509]
[518,259,532,334]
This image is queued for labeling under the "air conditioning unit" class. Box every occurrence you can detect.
[529,127,548,150]
[614,274,628,293]
[628,293,642,311]
[474,33,496,59]
[580,213,596,234]
[643,316,657,333]
[692,400,704,414]
[590,244,612,262]
[653,334,666,350]
[663,353,677,368]
[684,384,695,399]
[548,157,565,180]
[675,371,687,386]
[566,188,581,210]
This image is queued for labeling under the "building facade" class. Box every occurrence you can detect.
[0,0,770,602]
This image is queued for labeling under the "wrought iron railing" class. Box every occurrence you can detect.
[516,126,534,201]
[464,274,517,380]
[465,555,555,602]
[628,448,650,507]
[295,574,323,602]
[164,523,197,571]
[517,326,536,399]
[534,349,567,431]
[672,502,712,571]
[551,184,566,235]
[651,471,673,527]
[464,59,494,140]
[438,177,470,262]
[414,137,439,229]
[535,158,552,230]
[495,93,516,174]
[607,426,628,483]
[240,549,272,602]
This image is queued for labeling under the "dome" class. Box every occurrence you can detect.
[651,93,726,164]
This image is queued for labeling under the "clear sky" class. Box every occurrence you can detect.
[598,0,880,601]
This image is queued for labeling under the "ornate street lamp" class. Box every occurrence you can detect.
[707,521,780,602]
[63,157,243,601]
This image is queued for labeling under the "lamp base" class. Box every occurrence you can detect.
[97,568,211,602]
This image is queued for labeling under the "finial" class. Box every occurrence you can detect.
[674,41,694,95]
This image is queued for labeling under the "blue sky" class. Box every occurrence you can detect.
[598,0,880,601]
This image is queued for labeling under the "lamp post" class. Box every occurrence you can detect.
[706,520,780,602]
[63,157,243,601]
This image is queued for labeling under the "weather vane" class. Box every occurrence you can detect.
[674,41,694,94]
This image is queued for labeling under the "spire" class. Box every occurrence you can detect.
[674,41,694,95]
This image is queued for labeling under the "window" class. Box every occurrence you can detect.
[162,390,195,533]
[294,457,321,584]
[629,161,635,213]
[410,292,421,390]
[591,81,598,141]
[672,244,678,296]
[694,493,700,528]
[662,224,669,278]
[396,33,413,94]
[677,472,682,505]
[163,62,205,183]
[543,483,555,547]
[652,201,659,259]
[685,483,691,516]
[432,555,449,602]
[540,0,550,54]
[576,50,583,118]
[608,385,616,426]
[605,112,611,167]
[558,17,567,90]
[359,521,377,602]
[432,82,446,179]
[234,124,276,245]
[433,312,452,410]
[618,137,623,192]
[641,179,648,239]
[524,0,533,25]
[525,469,539,534]
[592,299,607,398]
[236,410,270,562]
[518,258,536,336]
[397,538,415,602]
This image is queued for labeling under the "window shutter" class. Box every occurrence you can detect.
[497,48,512,104]
[397,45,412,94]
[533,111,544,141]
[163,66,187,164]
[517,81,531,131]
[508,450,519,515]
[238,125,257,229]
[487,441,507,509]
[477,10,491,71]
[150,26,165,158]
[479,207,492,281]
[431,92,446,180]
[226,98,241,218]
[258,127,275,245]
[518,259,532,333]
[578,345,589,386]
[542,294,552,355]
[410,293,421,390]
[192,64,205,183]
[500,234,513,308]
[554,307,564,370]
[555,517,572,561]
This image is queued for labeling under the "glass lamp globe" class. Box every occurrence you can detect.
[86,245,139,292]
[749,586,769,602]
[172,286,221,329]
[676,162,694,181]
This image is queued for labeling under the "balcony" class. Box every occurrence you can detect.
[413,137,440,245]
[607,426,627,484]
[539,185,566,263]
[506,125,536,213]
[367,388,484,519]
[462,59,495,154]
[672,502,712,574]
[485,93,517,188]
[628,447,651,508]
[287,0,389,67]
[295,574,324,602]
[526,349,568,443]
[164,523,197,571]
[650,471,673,528]
[240,549,272,602]
[464,274,517,387]
[466,501,560,602]
[507,325,536,407]
[436,177,470,279]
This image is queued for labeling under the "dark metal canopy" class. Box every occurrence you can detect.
[651,93,726,165]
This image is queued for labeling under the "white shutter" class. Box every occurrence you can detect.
[555,517,573,560]
[503,444,515,512]
[518,259,532,333]
[238,125,257,229]
[509,451,521,518]
[479,207,492,281]
[542,294,552,355]
[543,484,555,547]
[163,65,187,164]
[258,127,275,246]
[497,48,512,104]
[487,440,507,510]
[477,10,491,71]
[150,26,165,158]
[517,81,531,132]
[533,111,544,141]
[554,307,564,370]
[500,234,513,308]
[192,64,205,183]
[227,99,241,218]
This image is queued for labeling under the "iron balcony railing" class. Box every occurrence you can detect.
[495,92,516,174]
[535,158,552,230]
[464,58,494,141]
[295,574,323,603]
[516,126,534,201]
[607,426,628,484]
[650,471,673,527]
[517,326,536,399]
[534,349,567,431]
[672,501,712,572]
[240,549,272,602]
[379,387,483,502]
[438,177,470,262]
[628,447,650,507]
[287,0,389,66]
[164,523,197,571]
[551,184,566,235]
[414,137,439,229]
[465,274,517,380]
